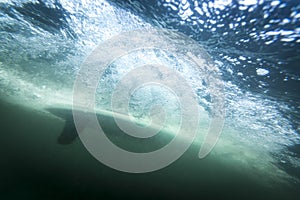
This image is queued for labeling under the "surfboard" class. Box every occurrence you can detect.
[45,106,174,153]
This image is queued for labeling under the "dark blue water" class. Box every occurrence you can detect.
[110,0,300,128]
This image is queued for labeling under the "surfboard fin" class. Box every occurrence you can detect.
[57,117,78,145]
[46,107,79,144]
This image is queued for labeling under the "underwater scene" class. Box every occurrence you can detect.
[0,0,299,199]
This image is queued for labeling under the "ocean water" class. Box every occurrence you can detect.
[0,0,299,199]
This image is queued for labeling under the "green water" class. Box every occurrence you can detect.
[0,100,298,200]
